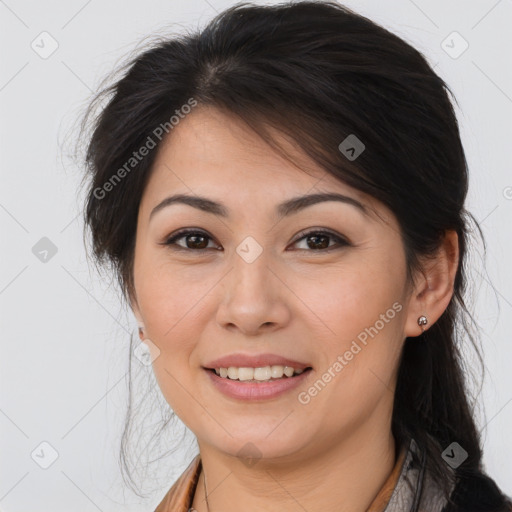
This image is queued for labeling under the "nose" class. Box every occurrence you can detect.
[215,251,291,336]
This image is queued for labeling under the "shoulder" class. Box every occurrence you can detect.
[401,438,511,512]
[154,455,202,512]
[443,470,512,512]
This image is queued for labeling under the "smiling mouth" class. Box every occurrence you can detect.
[205,366,313,382]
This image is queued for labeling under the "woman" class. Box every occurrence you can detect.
[79,1,511,510]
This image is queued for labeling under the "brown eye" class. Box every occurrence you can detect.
[162,229,219,251]
[291,229,350,252]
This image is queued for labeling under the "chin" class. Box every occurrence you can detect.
[209,428,310,463]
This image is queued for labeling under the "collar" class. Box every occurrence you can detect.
[154,439,450,512]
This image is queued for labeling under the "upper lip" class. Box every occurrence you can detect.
[204,353,312,371]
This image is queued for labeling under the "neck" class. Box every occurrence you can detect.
[192,419,397,512]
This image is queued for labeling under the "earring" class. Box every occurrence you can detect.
[417,315,428,333]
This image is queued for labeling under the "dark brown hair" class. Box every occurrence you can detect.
[76,1,509,507]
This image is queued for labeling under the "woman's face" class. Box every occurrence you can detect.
[131,105,419,462]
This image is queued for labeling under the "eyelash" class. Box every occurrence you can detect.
[160,228,350,254]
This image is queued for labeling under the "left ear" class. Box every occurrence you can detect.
[404,230,459,337]
[128,291,146,342]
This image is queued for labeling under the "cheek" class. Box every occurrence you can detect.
[296,258,406,343]
[135,247,199,323]
[133,254,209,373]
[292,255,406,406]
[296,280,405,436]
[134,264,210,418]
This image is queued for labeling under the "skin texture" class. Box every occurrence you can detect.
[130,105,459,512]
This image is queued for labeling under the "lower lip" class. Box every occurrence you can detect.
[204,368,312,401]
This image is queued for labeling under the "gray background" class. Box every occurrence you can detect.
[1,0,511,510]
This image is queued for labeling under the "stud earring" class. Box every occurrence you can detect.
[417,315,428,333]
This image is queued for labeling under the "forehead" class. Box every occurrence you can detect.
[141,105,382,221]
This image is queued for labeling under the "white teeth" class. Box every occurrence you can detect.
[238,367,254,381]
[254,367,272,381]
[271,365,285,378]
[283,366,294,377]
[227,367,238,379]
[214,365,307,381]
